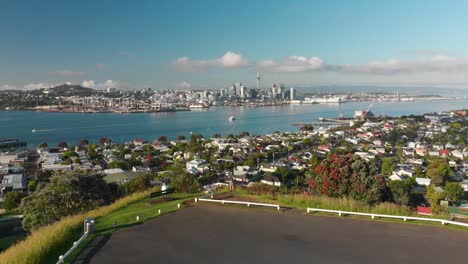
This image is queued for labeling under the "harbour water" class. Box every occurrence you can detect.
[0,99,466,148]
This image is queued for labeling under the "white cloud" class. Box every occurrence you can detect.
[257,54,468,76]
[96,63,105,69]
[175,81,192,89]
[81,80,118,89]
[24,83,51,90]
[49,69,85,77]
[0,84,17,90]
[173,51,249,71]
[258,56,325,72]
[338,55,468,75]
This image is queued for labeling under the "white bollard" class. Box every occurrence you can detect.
[403,217,407,222]
[277,205,280,211]
[247,203,250,207]
[158,209,161,214]
[195,198,198,203]
[178,203,181,208]
[371,214,375,220]
[441,221,445,226]
[136,216,140,221]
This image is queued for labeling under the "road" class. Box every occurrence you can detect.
[83,204,468,264]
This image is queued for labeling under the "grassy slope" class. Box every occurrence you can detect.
[0,190,154,264]
[228,190,468,232]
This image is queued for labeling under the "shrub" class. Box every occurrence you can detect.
[20,172,114,230]
[3,192,26,211]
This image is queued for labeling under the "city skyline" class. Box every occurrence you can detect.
[3,0,468,90]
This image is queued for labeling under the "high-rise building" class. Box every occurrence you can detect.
[240,84,246,98]
[257,72,260,90]
[290,87,295,100]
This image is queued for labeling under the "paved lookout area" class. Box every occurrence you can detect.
[87,204,468,264]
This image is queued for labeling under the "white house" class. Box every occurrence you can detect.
[261,176,282,187]
[416,177,431,186]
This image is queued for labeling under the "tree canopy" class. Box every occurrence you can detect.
[20,171,113,230]
[309,154,389,204]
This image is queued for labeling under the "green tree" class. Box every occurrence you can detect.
[79,139,89,146]
[57,141,68,149]
[127,174,152,193]
[426,185,445,213]
[388,177,417,205]
[426,159,453,186]
[309,154,389,204]
[381,157,397,175]
[170,173,201,193]
[309,154,319,170]
[38,142,48,148]
[3,192,26,211]
[20,171,113,230]
[108,160,130,170]
[444,182,464,202]
[28,180,38,192]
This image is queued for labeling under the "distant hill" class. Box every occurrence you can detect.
[26,84,101,97]
[48,84,97,96]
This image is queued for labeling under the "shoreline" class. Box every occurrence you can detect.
[1,97,465,113]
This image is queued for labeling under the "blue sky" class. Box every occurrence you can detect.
[2,0,468,90]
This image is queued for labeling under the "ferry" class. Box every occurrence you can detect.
[228,116,236,121]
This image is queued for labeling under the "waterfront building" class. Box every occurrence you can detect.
[290,87,296,100]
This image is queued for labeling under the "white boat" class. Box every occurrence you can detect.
[189,104,209,108]
[228,116,236,121]
[32,129,37,133]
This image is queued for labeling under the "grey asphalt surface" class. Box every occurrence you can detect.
[87,204,468,264]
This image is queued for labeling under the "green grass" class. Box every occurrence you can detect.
[227,190,468,231]
[64,193,197,264]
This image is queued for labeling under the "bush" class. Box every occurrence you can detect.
[127,175,152,193]
[3,192,26,211]
[20,172,114,230]
[170,173,201,193]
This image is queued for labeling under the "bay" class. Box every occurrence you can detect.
[0,99,466,148]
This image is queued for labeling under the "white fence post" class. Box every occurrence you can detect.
[277,205,280,211]
[338,211,342,217]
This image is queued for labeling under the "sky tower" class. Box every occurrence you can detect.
[256,72,260,90]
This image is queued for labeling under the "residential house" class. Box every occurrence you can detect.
[261,176,282,187]
[416,178,431,186]
[0,174,27,194]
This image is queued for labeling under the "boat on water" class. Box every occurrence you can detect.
[189,104,209,108]
[32,129,37,133]
[228,116,236,121]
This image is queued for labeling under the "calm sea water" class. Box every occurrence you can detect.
[0,99,466,148]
